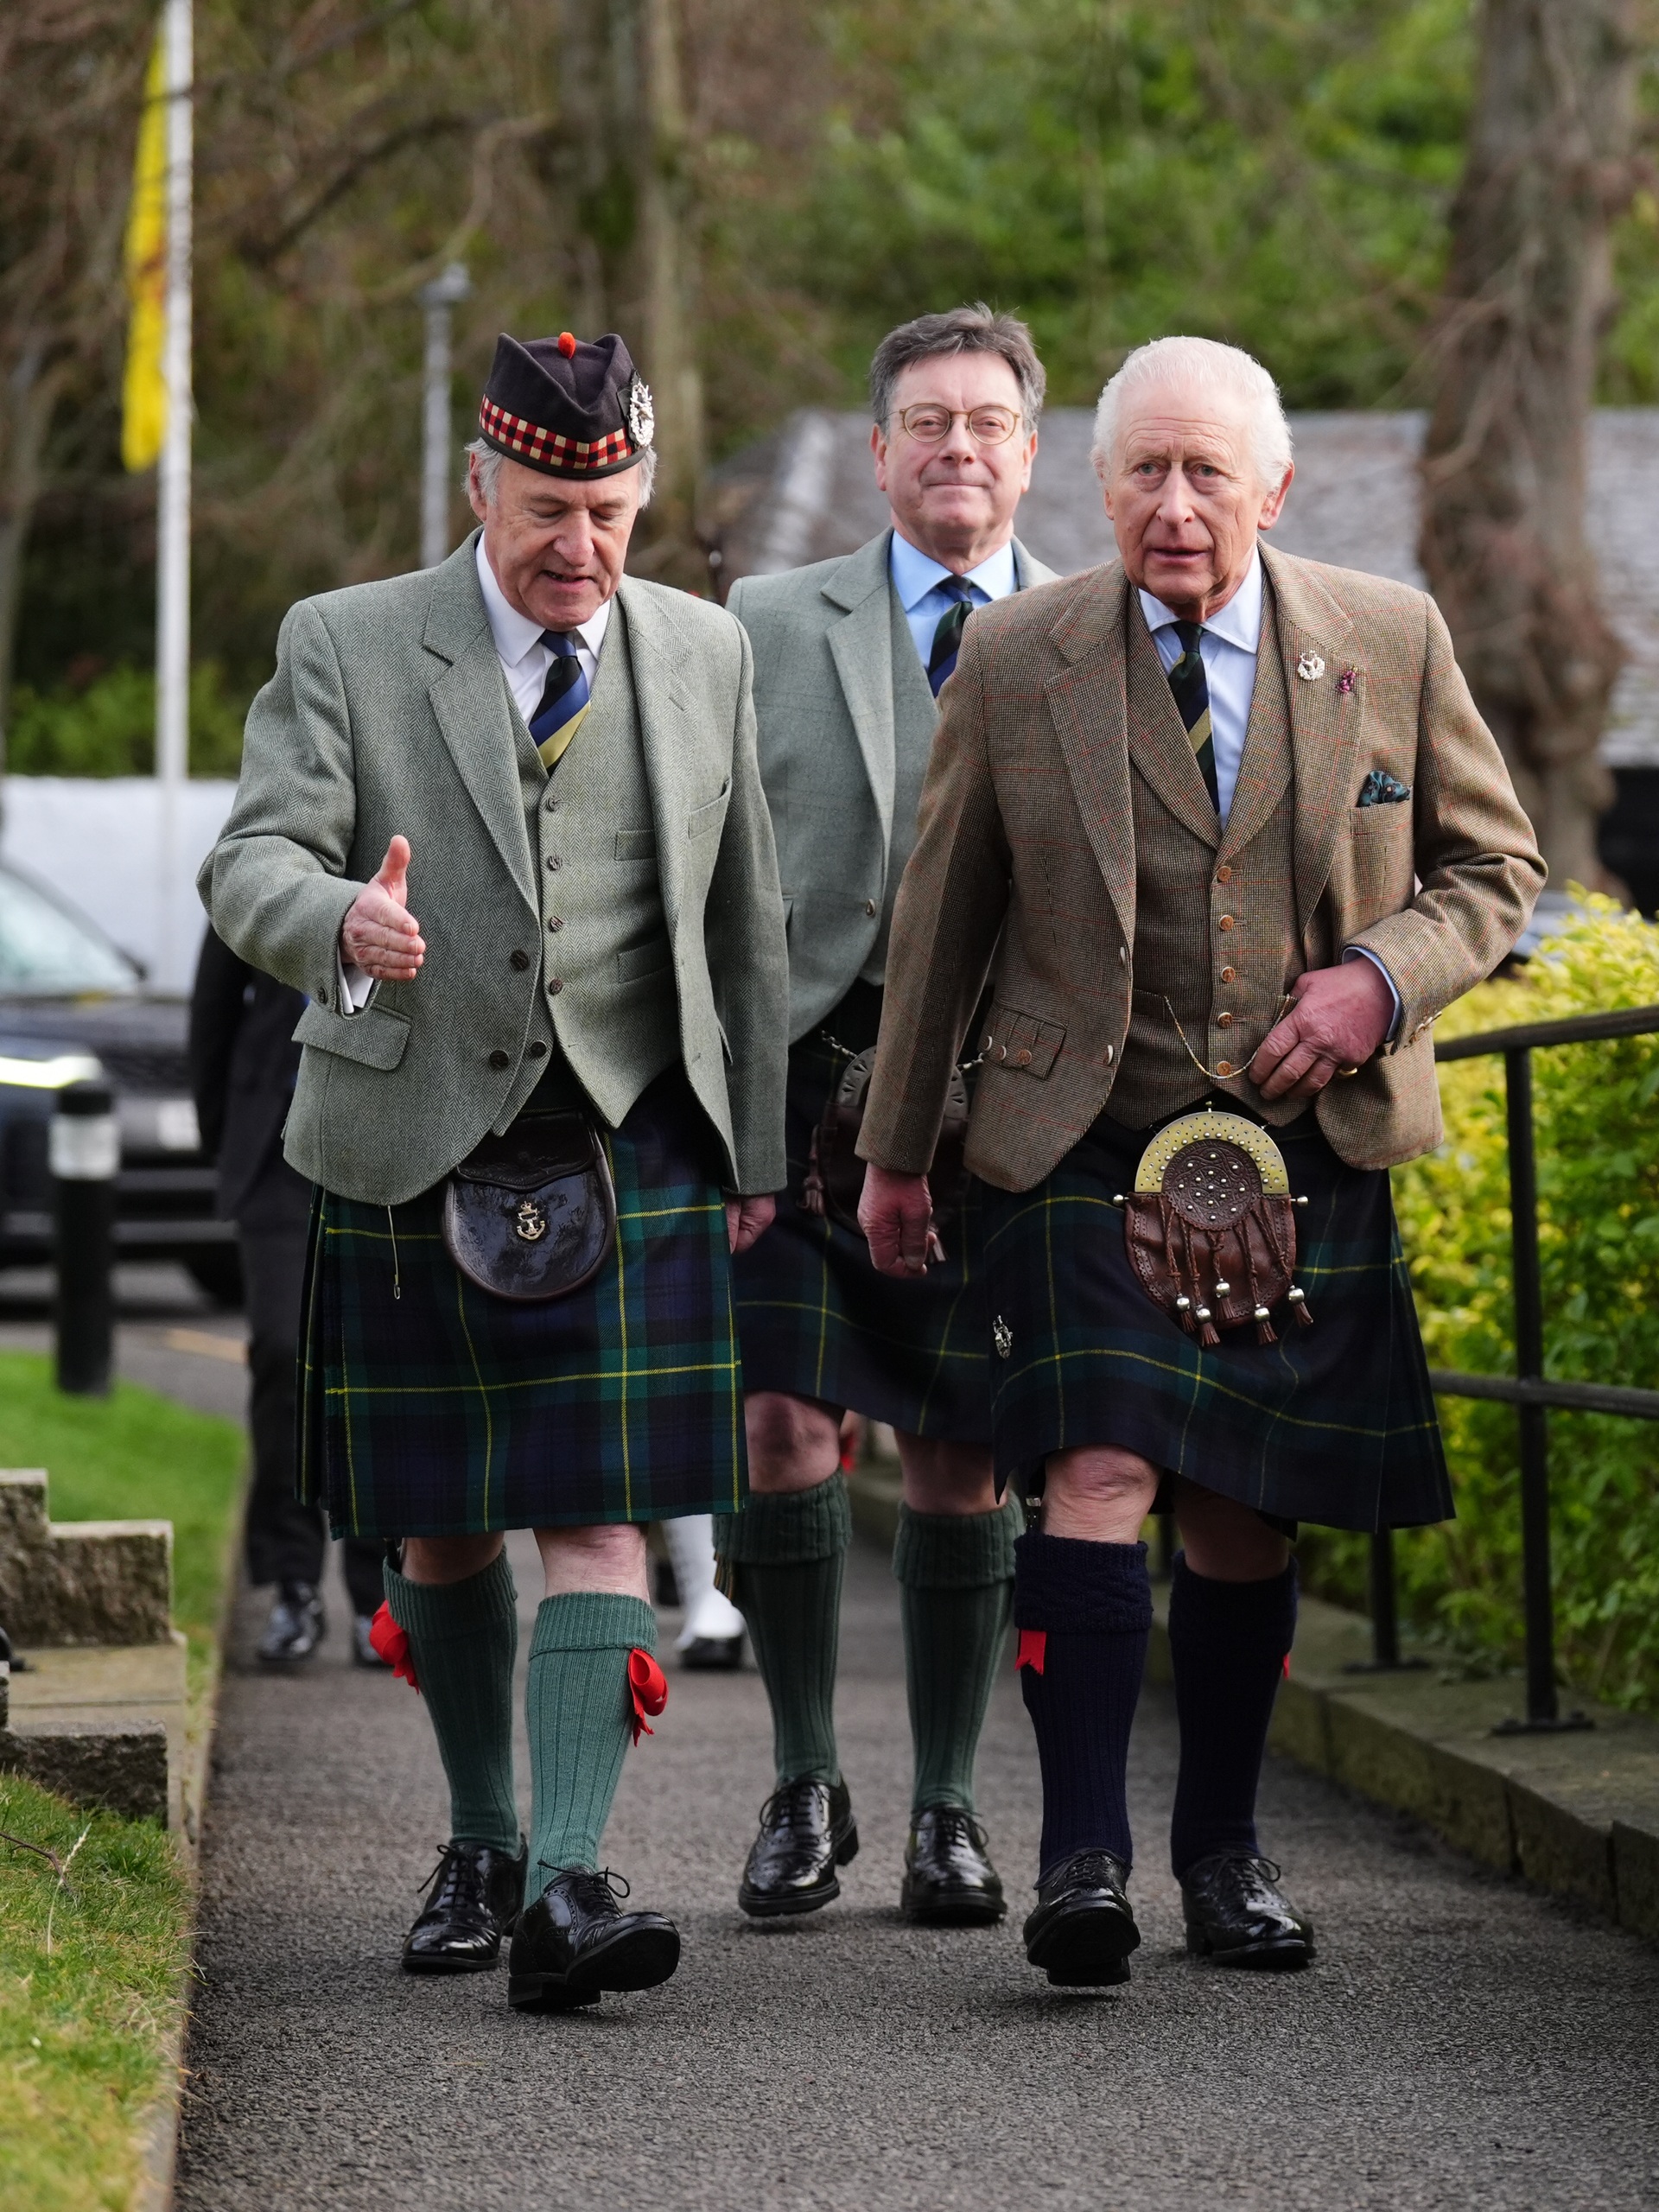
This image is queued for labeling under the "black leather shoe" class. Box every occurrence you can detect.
[1181,1853,1313,1969]
[402,1839,527,1974]
[681,1632,744,1671]
[257,1582,324,1663]
[352,1613,391,1669]
[738,1777,858,1917]
[508,1869,680,2012]
[1022,1849,1140,1986]
[899,1807,1006,1926]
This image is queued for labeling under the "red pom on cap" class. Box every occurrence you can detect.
[556,331,577,357]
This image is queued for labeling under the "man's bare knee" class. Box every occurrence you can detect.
[897,1433,999,1515]
[1172,1478,1291,1581]
[400,1533,504,1586]
[744,1391,843,1494]
[1042,1446,1160,1543]
[534,1522,648,1599]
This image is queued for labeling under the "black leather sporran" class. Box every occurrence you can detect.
[442,1112,617,1302]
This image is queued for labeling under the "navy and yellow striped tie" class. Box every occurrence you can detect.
[1168,619,1220,812]
[531,632,591,768]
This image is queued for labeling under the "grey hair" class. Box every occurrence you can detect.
[1090,337,1293,488]
[464,437,657,506]
[869,302,1046,435]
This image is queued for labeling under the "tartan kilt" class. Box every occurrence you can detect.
[297,1071,744,1537]
[732,1032,992,1442]
[980,1103,1452,1532]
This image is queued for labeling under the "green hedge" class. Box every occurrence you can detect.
[1299,898,1659,1713]
[7,662,249,779]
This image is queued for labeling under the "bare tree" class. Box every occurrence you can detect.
[1419,0,1646,891]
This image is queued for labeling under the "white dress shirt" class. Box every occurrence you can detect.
[889,530,1020,669]
[340,544,613,1012]
[1137,546,1399,1033]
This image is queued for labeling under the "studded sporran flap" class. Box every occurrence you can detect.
[800,1049,970,1246]
[442,1111,617,1303]
[1121,1108,1313,1348]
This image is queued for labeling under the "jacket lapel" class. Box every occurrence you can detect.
[616,578,696,944]
[1217,566,1293,861]
[1041,566,1138,946]
[823,532,898,852]
[423,536,537,912]
[1259,543,1361,925]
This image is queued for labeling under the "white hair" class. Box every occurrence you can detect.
[1090,336,1293,489]
[465,437,657,507]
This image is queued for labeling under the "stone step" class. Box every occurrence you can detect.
[0,1636,186,1826]
[0,1468,173,1646]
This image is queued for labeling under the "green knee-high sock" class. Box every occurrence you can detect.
[714,1478,850,1786]
[893,1499,1020,1815]
[385,1550,519,1853]
[525,1592,658,1905]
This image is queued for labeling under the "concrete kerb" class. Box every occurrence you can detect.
[847,1464,1659,1946]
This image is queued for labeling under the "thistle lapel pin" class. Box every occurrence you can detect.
[1295,652,1325,683]
[1337,669,1357,696]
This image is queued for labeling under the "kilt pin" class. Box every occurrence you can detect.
[858,533,1544,1985]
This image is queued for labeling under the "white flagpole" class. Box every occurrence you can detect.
[155,0,193,989]
[420,264,470,569]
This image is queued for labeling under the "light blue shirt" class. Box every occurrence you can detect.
[1139,546,1400,1033]
[889,530,1020,671]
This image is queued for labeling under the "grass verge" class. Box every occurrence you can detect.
[0,1351,245,2211]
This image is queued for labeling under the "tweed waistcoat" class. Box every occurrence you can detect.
[502,596,680,1133]
[1106,594,1305,1132]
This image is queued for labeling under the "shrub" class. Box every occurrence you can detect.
[1299,897,1659,1713]
[7,661,250,778]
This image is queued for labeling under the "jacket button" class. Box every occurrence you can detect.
[527,1041,547,1058]
[1119,945,1128,966]
[547,855,563,871]
[864,899,876,917]
[1216,864,1233,884]
[548,978,563,995]
[993,1045,1008,1062]
[488,1049,509,1070]
[1218,913,1236,931]
[510,950,530,970]
[548,917,563,932]
[1013,1048,1033,1067]
[982,1033,994,1052]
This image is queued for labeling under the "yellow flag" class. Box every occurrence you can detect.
[121,27,168,474]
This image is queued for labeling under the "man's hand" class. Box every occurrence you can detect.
[860,1164,935,1277]
[1250,960,1395,1101]
[340,836,425,983]
[726,1195,776,1255]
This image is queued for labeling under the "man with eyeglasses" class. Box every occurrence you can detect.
[718,304,1055,1929]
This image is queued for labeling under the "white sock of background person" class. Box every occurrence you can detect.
[662,1514,747,1648]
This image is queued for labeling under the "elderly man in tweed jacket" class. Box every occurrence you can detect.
[203,331,787,2016]
[857,335,1543,1988]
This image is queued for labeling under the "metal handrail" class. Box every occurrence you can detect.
[1364,1002,1659,1731]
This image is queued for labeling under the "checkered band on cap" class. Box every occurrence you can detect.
[478,396,633,475]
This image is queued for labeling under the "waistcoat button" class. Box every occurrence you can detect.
[509,949,530,970]
[1216,1059,1235,1077]
[1220,965,1236,982]
[1119,944,1128,966]
[1104,1044,1115,1065]
[864,899,876,916]
[1217,1012,1234,1028]
[488,1049,509,1069]
[547,978,563,995]
[548,917,563,931]
[1218,913,1236,931]
[547,855,563,871]
[527,1041,547,1058]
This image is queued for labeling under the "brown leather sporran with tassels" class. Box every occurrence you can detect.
[1120,1108,1314,1348]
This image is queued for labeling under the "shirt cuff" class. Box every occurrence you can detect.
[1341,945,1402,1041]
[337,950,374,1014]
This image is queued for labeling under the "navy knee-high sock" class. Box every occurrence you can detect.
[1014,1530,1152,1878]
[1167,1551,1298,1878]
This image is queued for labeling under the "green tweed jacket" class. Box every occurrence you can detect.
[728,530,1055,1039]
[200,537,789,1205]
[858,542,1547,1188]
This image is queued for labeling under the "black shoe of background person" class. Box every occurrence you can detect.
[1021,1849,1140,1986]
[738,1777,858,1917]
[402,1839,528,1974]
[1181,1852,1314,1970]
[507,1869,680,2012]
[257,1582,324,1663]
[352,1613,392,1669]
[899,1807,1007,1926]
[681,1632,744,1672]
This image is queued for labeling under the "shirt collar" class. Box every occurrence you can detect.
[1138,544,1263,654]
[474,535,613,668]
[888,528,1020,612]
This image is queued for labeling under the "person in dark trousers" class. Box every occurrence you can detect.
[188,925,389,1665]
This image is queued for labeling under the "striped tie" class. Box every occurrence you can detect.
[926,577,979,697]
[530,632,591,769]
[1168,619,1220,812]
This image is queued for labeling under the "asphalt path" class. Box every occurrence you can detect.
[173,1526,1659,2212]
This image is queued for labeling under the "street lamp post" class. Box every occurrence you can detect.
[420,264,471,569]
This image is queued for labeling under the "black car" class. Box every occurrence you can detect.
[0,858,240,1303]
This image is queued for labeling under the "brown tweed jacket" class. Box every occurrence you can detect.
[858,542,1545,1189]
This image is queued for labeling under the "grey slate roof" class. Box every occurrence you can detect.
[708,408,1659,766]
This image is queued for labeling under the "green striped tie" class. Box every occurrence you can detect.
[1169,620,1220,813]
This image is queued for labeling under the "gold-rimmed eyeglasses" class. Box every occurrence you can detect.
[893,403,1022,447]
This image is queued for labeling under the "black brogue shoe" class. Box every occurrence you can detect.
[257,1581,324,1663]
[1181,1853,1313,1970]
[681,1632,745,1671]
[1021,1849,1141,1987]
[402,1838,527,1974]
[899,1807,1006,1926]
[738,1777,858,1918]
[508,1869,680,2012]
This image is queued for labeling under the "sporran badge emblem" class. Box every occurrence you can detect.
[514,1198,549,1243]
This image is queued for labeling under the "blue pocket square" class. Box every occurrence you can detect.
[1357,769,1411,807]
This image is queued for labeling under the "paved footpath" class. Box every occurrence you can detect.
[178,1533,1659,2212]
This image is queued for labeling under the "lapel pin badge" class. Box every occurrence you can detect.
[1337,669,1357,696]
[1295,652,1325,683]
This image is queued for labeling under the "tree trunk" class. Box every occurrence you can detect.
[0,348,68,779]
[1418,0,1640,893]
[556,0,705,588]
